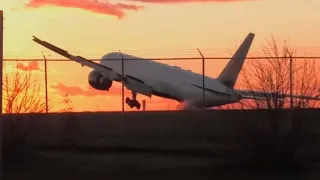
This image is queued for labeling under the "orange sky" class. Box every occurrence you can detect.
[1,0,320,112]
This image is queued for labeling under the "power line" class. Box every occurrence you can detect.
[4,47,320,53]
[3,56,320,62]
[4,47,320,57]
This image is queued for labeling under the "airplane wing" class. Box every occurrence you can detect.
[32,36,153,97]
[237,90,320,101]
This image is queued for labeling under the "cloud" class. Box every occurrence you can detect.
[24,0,251,18]
[16,61,42,71]
[129,0,251,3]
[50,83,127,97]
[50,83,173,101]
[50,82,179,110]
[25,0,144,19]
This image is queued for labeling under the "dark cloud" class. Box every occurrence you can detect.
[50,83,172,101]
[50,83,180,110]
[24,0,253,19]
[128,0,251,3]
[50,83,129,97]
[25,0,144,19]
[16,61,41,71]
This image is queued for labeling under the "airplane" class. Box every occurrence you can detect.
[32,33,320,110]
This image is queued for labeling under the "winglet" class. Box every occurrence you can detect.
[32,35,71,58]
[32,36,41,42]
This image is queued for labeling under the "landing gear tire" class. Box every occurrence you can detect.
[125,93,141,109]
[126,100,141,109]
[125,97,130,104]
[136,103,141,110]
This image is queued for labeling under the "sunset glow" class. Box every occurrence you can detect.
[1,0,320,112]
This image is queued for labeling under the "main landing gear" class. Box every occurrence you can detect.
[125,91,141,110]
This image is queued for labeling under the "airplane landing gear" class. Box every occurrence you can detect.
[125,92,141,110]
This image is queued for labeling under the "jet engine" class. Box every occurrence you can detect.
[88,70,113,91]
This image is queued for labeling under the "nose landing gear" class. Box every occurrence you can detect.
[125,91,141,110]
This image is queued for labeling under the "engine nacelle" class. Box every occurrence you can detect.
[88,70,113,91]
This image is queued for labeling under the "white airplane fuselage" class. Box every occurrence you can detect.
[33,32,320,109]
[32,32,255,110]
[32,32,320,110]
[100,52,240,109]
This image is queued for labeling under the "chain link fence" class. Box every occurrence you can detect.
[2,55,320,113]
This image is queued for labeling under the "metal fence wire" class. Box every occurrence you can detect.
[2,56,320,113]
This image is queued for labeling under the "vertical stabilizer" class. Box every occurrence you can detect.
[217,33,255,88]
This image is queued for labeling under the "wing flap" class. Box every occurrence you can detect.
[238,90,320,100]
[125,76,153,97]
[71,55,120,81]
[190,84,231,96]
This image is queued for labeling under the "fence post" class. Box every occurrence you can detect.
[119,51,124,134]
[288,50,293,109]
[287,48,293,133]
[0,10,3,178]
[142,100,146,111]
[197,48,205,110]
[41,51,49,113]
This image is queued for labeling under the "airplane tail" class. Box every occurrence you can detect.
[217,33,255,88]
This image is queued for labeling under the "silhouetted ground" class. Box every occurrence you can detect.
[3,109,320,179]
[3,147,320,180]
